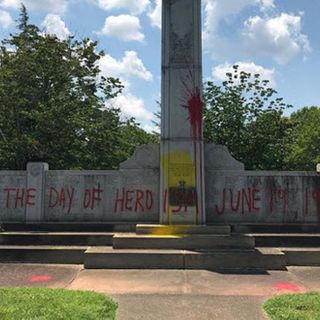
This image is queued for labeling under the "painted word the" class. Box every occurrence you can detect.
[114,188,153,213]
[4,188,36,209]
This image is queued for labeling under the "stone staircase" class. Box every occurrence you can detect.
[85,225,285,270]
[0,223,319,270]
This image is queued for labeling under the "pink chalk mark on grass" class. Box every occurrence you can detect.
[27,275,53,283]
[272,282,304,293]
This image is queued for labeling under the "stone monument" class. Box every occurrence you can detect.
[160,0,205,225]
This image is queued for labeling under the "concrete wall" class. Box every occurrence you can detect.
[0,144,319,224]
[45,169,159,223]
[206,171,320,224]
[0,171,26,222]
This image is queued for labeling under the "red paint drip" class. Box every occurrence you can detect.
[272,282,303,293]
[181,86,204,222]
[182,86,203,141]
[27,275,53,283]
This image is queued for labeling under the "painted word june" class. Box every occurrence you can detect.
[214,188,320,219]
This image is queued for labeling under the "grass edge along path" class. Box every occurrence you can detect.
[264,292,320,320]
[0,287,117,320]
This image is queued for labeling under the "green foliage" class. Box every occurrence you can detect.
[285,106,320,171]
[0,5,155,170]
[0,287,117,320]
[245,110,291,170]
[264,292,320,320]
[204,65,292,170]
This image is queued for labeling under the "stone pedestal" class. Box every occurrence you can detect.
[160,0,205,224]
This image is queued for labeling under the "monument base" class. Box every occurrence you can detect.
[136,224,230,235]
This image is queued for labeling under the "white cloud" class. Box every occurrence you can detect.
[142,123,159,133]
[108,93,153,121]
[0,9,13,28]
[147,0,275,31]
[148,0,161,28]
[99,51,153,82]
[242,13,311,64]
[212,61,276,86]
[92,0,150,15]
[146,0,275,32]
[41,14,70,40]
[203,0,274,48]
[261,0,275,11]
[1,0,68,14]
[99,15,144,42]
[100,50,153,123]
[202,0,309,64]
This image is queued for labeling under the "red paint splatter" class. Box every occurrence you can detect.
[27,275,53,283]
[182,86,203,141]
[272,282,303,293]
[180,72,204,223]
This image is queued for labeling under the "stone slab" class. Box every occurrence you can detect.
[112,234,254,250]
[84,247,184,269]
[185,248,286,271]
[282,248,320,266]
[136,224,230,235]
[84,247,286,270]
[254,233,320,247]
[0,232,113,246]
[232,223,320,233]
[0,245,86,264]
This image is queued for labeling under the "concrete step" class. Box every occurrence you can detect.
[282,248,320,266]
[0,232,113,246]
[84,247,286,270]
[186,248,286,271]
[85,247,183,269]
[0,245,86,264]
[254,234,320,247]
[113,233,254,250]
[136,224,230,235]
[231,223,320,234]
[0,223,136,232]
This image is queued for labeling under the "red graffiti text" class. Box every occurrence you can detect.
[114,188,153,213]
[4,188,36,209]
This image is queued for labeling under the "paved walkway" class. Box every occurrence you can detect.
[1,264,320,319]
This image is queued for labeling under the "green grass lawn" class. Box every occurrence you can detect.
[0,288,117,320]
[264,292,320,320]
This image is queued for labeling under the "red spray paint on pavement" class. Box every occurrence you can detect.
[27,275,53,283]
[272,282,304,293]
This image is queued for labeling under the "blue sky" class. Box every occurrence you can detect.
[0,0,319,131]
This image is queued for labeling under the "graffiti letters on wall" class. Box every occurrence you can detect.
[2,186,155,214]
[1,183,320,220]
[214,187,320,220]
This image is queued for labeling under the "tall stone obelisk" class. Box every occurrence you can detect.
[160,0,205,225]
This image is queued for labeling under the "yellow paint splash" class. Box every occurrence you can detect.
[161,151,197,225]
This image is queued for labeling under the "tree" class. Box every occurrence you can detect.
[284,107,320,171]
[0,6,155,170]
[203,65,292,170]
[244,111,291,170]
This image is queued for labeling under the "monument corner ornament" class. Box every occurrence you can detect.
[160,0,205,225]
